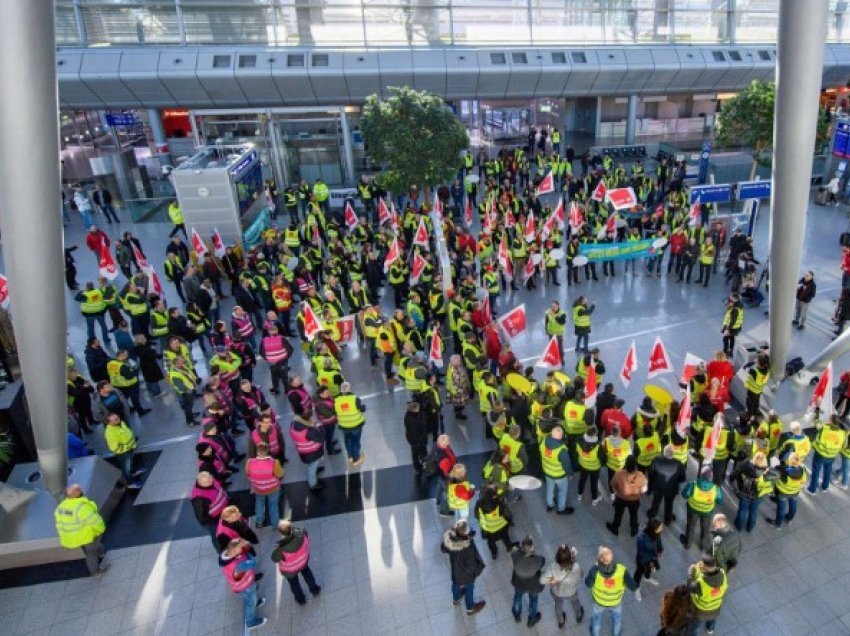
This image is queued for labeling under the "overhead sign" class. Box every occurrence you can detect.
[228,150,258,180]
[329,188,358,209]
[737,180,772,200]
[105,112,137,127]
[689,184,733,204]
[834,120,850,158]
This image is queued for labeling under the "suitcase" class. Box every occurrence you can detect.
[815,188,830,205]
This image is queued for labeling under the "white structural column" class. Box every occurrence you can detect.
[0,0,68,495]
[625,95,638,145]
[768,0,829,380]
[147,108,173,169]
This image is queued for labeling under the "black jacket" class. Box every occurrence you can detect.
[216,518,259,552]
[441,529,485,586]
[648,456,686,495]
[234,285,261,313]
[133,343,164,382]
[511,550,545,594]
[404,410,429,447]
[84,345,110,383]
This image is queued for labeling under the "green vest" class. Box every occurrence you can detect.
[54,497,105,549]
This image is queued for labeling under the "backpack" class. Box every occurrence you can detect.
[421,449,440,476]
[785,357,804,377]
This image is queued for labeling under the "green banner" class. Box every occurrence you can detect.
[578,238,655,262]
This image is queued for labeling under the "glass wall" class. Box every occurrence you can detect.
[56,0,850,47]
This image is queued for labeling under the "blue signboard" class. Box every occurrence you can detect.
[834,120,850,158]
[228,150,258,180]
[697,141,712,185]
[689,184,733,204]
[738,180,772,200]
[105,112,137,127]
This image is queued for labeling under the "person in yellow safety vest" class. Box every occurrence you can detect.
[167,199,187,239]
[334,382,366,466]
[149,299,170,346]
[481,448,511,497]
[54,484,108,575]
[583,545,638,632]
[742,351,769,418]
[572,296,595,353]
[477,370,500,422]
[772,452,809,527]
[361,305,382,365]
[563,387,592,465]
[576,348,605,385]
[376,321,398,384]
[551,128,561,153]
[446,463,476,521]
[169,356,199,426]
[405,354,428,394]
[315,357,344,398]
[499,424,528,476]
[603,425,632,493]
[103,412,145,488]
[283,219,301,254]
[699,413,733,485]
[106,349,150,416]
[540,426,574,515]
[576,426,606,505]
[687,556,728,634]
[474,484,517,559]
[283,185,299,220]
[679,466,723,552]
[312,178,329,213]
[808,414,848,494]
[76,281,111,345]
[731,451,776,533]
[695,236,715,287]
[721,295,745,359]
[544,301,566,364]
[777,420,811,463]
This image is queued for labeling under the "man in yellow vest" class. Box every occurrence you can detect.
[75,281,111,345]
[312,178,329,214]
[687,556,728,635]
[679,466,723,552]
[167,199,187,239]
[106,349,150,416]
[807,414,847,494]
[540,426,574,515]
[103,412,145,488]
[334,382,366,466]
[54,484,108,575]
[721,295,745,358]
[773,452,808,527]
[544,301,566,365]
[168,355,199,426]
[743,352,768,416]
[583,545,638,635]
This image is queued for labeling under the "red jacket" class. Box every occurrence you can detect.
[600,408,632,439]
[670,232,687,255]
[438,446,457,477]
[841,371,850,398]
[86,230,109,253]
[706,360,734,385]
[483,325,502,361]
[842,249,850,274]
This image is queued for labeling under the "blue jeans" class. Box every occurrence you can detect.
[85,313,110,343]
[80,208,92,228]
[575,333,589,352]
[242,583,261,628]
[255,489,281,526]
[809,452,835,493]
[545,475,568,511]
[512,590,539,620]
[305,459,319,488]
[343,426,363,462]
[774,494,798,526]
[590,601,622,636]
[452,581,476,611]
[689,618,716,635]
[841,454,850,487]
[734,495,762,532]
[117,451,135,480]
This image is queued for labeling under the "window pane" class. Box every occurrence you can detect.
[531,1,604,44]
[363,4,450,46]
[605,5,671,43]
[80,1,181,45]
[452,0,530,45]
[181,1,272,44]
[55,1,81,45]
[828,0,850,42]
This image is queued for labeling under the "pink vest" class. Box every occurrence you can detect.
[191,481,229,518]
[287,386,313,413]
[251,425,281,457]
[315,397,338,425]
[199,434,230,463]
[222,553,255,593]
[262,335,289,364]
[246,456,280,494]
[216,517,241,543]
[232,314,254,339]
[197,455,226,477]
[290,422,323,456]
[277,534,310,575]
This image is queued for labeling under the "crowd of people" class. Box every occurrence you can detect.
[52,144,845,635]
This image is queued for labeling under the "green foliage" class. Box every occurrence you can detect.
[361,86,468,195]
[716,80,776,160]
[0,438,13,465]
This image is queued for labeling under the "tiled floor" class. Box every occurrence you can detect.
[3,195,850,634]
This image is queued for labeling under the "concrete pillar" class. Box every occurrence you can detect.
[768,0,829,380]
[147,108,172,171]
[625,95,638,145]
[339,108,356,186]
[0,0,68,496]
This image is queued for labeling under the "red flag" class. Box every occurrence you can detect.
[537,170,554,195]
[524,211,536,243]
[0,273,10,308]
[809,362,833,418]
[584,364,598,408]
[390,204,400,232]
[384,238,401,273]
[606,187,638,210]
[619,340,638,388]
[505,209,516,229]
[605,213,617,235]
[591,179,607,202]
[481,293,492,323]
[568,201,583,231]
[702,413,724,461]
[98,243,118,280]
[344,201,358,230]
[541,213,556,241]
[464,197,473,228]
[131,243,149,269]
[413,218,429,249]
[301,302,322,341]
[146,265,163,297]
[377,198,390,226]
[535,336,562,368]
[410,252,427,285]
[553,198,566,229]
[679,352,705,386]
[675,390,692,437]
[191,227,209,257]
[689,197,701,227]
[522,257,535,282]
[335,315,356,343]
[429,329,444,368]
[212,228,226,258]
[498,235,513,280]
[647,336,673,379]
[498,304,527,338]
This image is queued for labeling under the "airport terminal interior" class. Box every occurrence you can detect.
[4,1,850,636]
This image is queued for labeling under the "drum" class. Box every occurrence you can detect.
[652,237,668,250]
[508,475,543,491]
[550,248,565,260]
[573,255,589,267]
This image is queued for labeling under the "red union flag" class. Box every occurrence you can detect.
[131,243,149,270]
[98,243,118,280]
[302,302,322,341]
[384,237,401,273]
[146,265,163,297]
[702,413,725,462]
[410,252,427,285]
[524,211,536,242]
[390,204,400,231]
[498,304,527,339]
[0,273,9,308]
[344,201,358,230]
[809,362,833,419]
[689,197,701,227]
[541,213,556,241]
[647,336,673,379]
[619,340,638,388]
[464,197,473,227]
[675,389,692,437]
[591,179,607,202]
[535,336,562,368]
[377,198,390,226]
[413,218,429,249]
[553,198,566,229]
[212,228,226,257]
[606,187,638,211]
[585,364,598,408]
[481,293,491,323]
[536,170,555,195]
[523,256,535,282]
[335,315,356,343]
[191,227,209,257]
[498,235,513,280]
[679,352,705,386]
[429,329,444,368]
[568,201,583,231]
